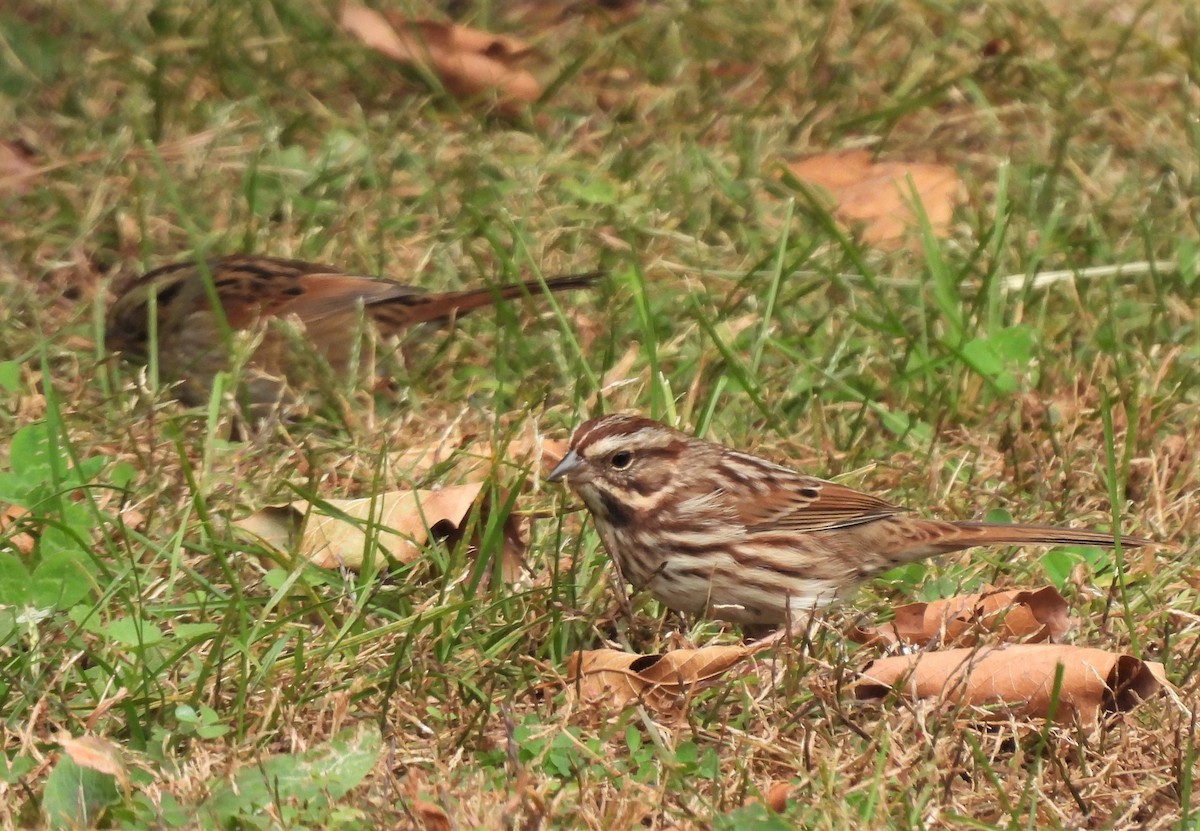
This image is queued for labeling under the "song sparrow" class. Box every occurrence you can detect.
[547,413,1151,630]
[105,254,601,409]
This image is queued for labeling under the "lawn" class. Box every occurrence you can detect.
[0,0,1197,828]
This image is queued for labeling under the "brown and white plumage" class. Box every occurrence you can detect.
[547,414,1152,628]
[105,254,601,408]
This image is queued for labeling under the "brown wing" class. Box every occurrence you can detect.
[222,257,420,323]
[734,473,904,533]
[236,258,599,332]
[365,271,604,333]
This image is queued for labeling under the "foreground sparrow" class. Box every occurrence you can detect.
[106,254,601,409]
[547,414,1151,631]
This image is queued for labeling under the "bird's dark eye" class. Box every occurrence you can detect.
[610,451,633,470]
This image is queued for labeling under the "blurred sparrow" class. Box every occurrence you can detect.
[548,414,1152,632]
[106,254,600,409]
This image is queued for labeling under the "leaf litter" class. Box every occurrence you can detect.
[784,149,961,248]
[233,428,564,581]
[852,584,1073,648]
[340,3,543,113]
[855,643,1169,727]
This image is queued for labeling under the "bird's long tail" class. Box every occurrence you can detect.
[887,518,1153,562]
[422,271,603,318]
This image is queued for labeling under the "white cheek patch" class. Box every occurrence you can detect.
[580,489,610,519]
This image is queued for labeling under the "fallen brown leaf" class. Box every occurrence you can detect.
[565,645,752,711]
[856,585,1072,647]
[765,780,793,813]
[57,734,130,791]
[235,483,526,580]
[0,504,36,555]
[236,424,560,581]
[744,779,793,814]
[785,149,960,247]
[412,798,451,831]
[340,3,541,112]
[855,644,1167,725]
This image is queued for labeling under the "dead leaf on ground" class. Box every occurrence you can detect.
[745,780,793,814]
[116,506,148,534]
[565,645,753,711]
[0,140,37,196]
[764,780,793,813]
[0,504,36,555]
[855,644,1167,725]
[234,484,527,582]
[784,149,961,248]
[403,771,453,831]
[236,425,568,578]
[340,3,541,112]
[411,798,451,831]
[853,585,1072,647]
[389,431,567,485]
[83,688,131,732]
[57,734,130,791]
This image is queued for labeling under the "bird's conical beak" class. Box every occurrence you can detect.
[546,449,582,483]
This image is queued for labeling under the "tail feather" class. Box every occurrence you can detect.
[883,517,1154,563]
[952,521,1152,549]
[439,271,605,313]
[366,270,603,332]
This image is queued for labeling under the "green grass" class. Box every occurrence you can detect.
[1,0,1198,828]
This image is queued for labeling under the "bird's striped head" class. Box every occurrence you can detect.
[547,414,702,520]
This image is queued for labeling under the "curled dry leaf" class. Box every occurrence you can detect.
[855,585,1072,647]
[411,798,451,831]
[0,503,36,555]
[236,428,562,580]
[765,781,793,813]
[404,768,453,831]
[785,149,961,248]
[57,734,130,791]
[745,780,793,814]
[565,645,751,711]
[234,483,527,582]
[340,3,541,111]
[855,644,1167,725]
